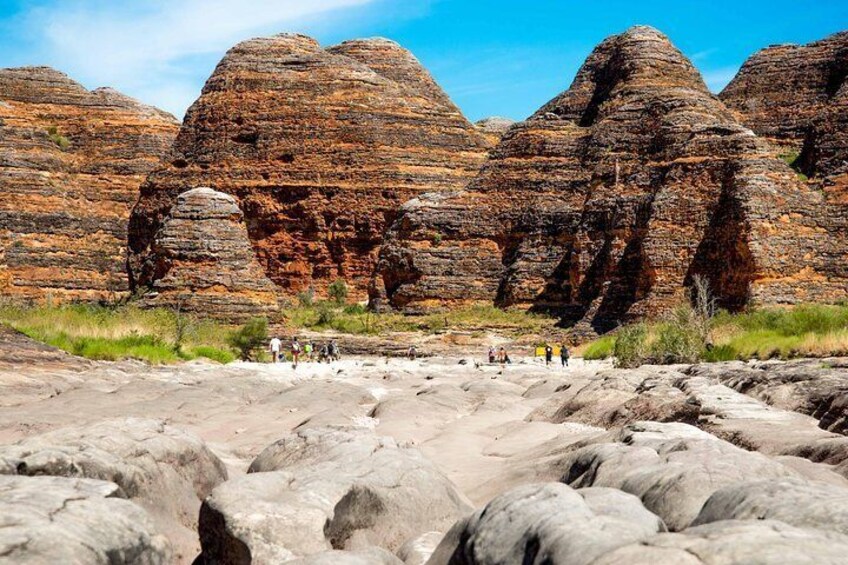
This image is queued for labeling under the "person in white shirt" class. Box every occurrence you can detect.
[269,337,282,363]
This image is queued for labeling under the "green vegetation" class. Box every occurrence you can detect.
[281,302,555,336]
[0,303,235,364]
[327,279,348,305]
[46,126,70,150]
[613,323,649,368]
[581,335,615,360]
[580,303,848,366]
[226,317,268,361]
[778,149,809,182]
[779,150,800,169]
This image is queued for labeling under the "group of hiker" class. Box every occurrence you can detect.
[487,344,569,367]
[268,337,568,368]
[487,345,512,365]
[268,336,340,367]
[543,343,570,367]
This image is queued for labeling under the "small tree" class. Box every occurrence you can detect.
[227,318,268,361]
[690,274,716,347]
[328,279,348,305]
[172,300,194,356]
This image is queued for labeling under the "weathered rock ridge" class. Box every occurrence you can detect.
[129,34,491,302]
[139,187,279,320]
[374,26,846,329]
[721,31,848,200]
[0,66,179,302]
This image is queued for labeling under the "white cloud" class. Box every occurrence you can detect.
[19,0,379,117]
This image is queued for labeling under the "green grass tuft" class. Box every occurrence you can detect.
[582,335,615,360]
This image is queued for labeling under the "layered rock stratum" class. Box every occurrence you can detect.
[0,66,178,302]
[139,187,279,320]
[721,31,848,195]
[719,31,848,152]
[373,26,847,330]
[129,34,491,302]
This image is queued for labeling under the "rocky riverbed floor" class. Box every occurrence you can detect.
[1,328,847,564]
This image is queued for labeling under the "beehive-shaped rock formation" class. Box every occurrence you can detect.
[0,67,179,302]
[128,34,491,302]
[373,27,845,331]
[140,188,279,321]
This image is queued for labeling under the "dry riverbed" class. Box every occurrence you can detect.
[1,327,847,564]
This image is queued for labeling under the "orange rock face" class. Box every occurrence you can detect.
[374,27,847,331]
[0,67,179,302]
[129,34,491,302]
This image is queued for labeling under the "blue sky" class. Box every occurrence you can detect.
[1,0,846,122]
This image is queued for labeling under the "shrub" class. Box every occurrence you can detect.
[614,323,648,368]
[649,306,702,364]
[432,232,443,246]
[227,318,268,361]
[46,126,70,150]
[779,150,800,169]
[328,279,348,305]
[343,303,366,315]
[297,288,315,307]
[315,302,337,326]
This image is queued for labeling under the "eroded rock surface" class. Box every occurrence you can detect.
[129,34,490,301]
[0,417,227,562]
[139,187,279,320]
[720,32,848,152]
[0,475,171,564]
[197,426,471,564]
[428,482,664,565]
[0,66,178,302]
[4,329,848,563]
[560,422,806,530]
[374,26,844,328]
[594,520,848,565]
[720,32,848,277]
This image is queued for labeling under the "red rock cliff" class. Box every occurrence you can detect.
[0,67,179,302]
[128,34,491,301]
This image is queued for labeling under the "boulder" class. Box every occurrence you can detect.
[692,478,848,536]
[129,34,491,301]
[197,427,470,563]
[560,422,802,530]
[0,418,228,561]
[0,66,178,302]
[374,26,843,325]
[138,187,279,321]
[0,475,171,564]
[594,519,848,564]
[687,360,848,434]
[427,483,664,565]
